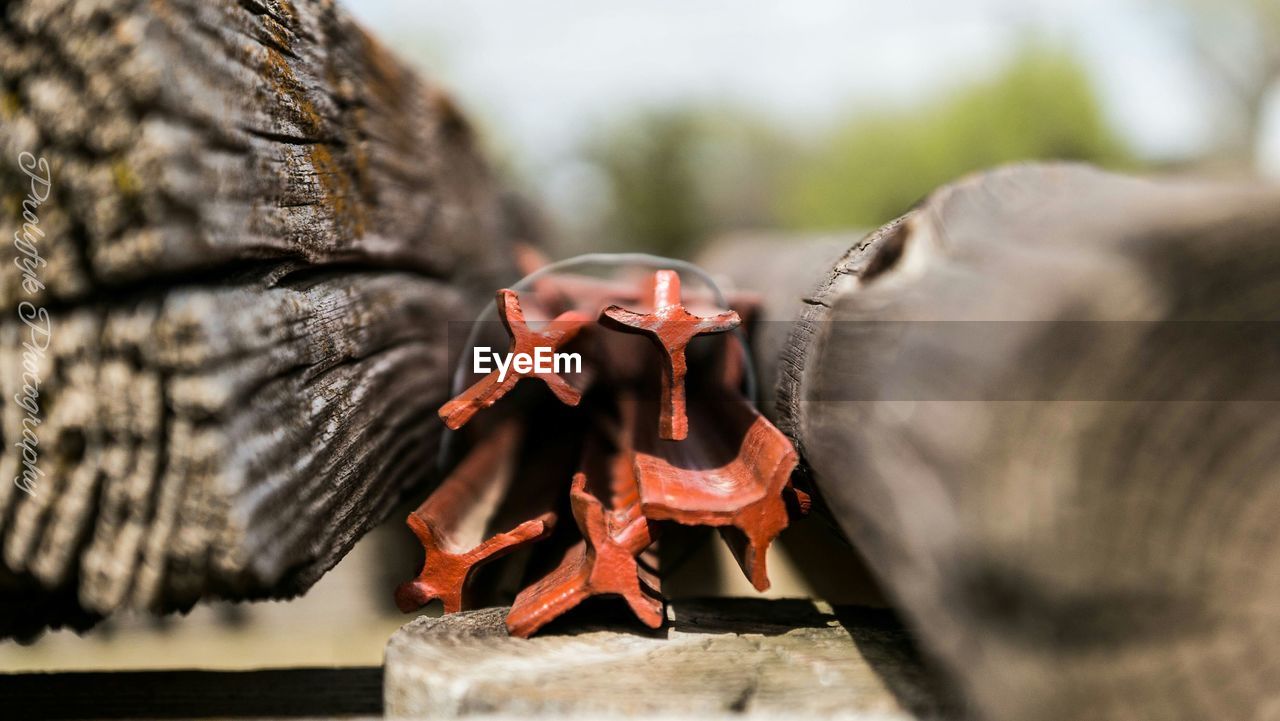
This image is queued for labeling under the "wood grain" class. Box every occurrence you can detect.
[0,0,515,304]
[0,0,520,636]
[385,598,957,719]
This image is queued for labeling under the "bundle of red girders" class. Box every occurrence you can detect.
[395,267,806,637]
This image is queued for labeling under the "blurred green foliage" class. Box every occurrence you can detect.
[778,46,1131,230]
[585,112,705,258]
[584,110,791,258]
[581,46,1132,257]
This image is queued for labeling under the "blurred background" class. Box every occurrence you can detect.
[351,0,1280,258]
[3,0,1277,671]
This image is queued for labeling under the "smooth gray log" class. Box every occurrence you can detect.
[778,164,1280,721]
[699,231,854,421]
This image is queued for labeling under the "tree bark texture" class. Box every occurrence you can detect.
[0,0,520,637]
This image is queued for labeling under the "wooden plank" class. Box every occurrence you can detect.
[384,598,958,719]
[771,164,1280,720]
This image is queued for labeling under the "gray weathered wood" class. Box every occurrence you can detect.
[0,0,515,303]
[699,232,854,421]
[385,598,957,719]
[773,164,1280,720]
[699,233,890,607]
[0,0,520,636]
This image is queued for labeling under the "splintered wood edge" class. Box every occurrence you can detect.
[773,215,911,459]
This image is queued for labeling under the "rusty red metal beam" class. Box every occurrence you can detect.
[504,483,662,638]
[538,272,760,323]
[601,271,740,440]
[506,411,661,638]
[629,395,797,592]
[402,264,803,637]
[439,289,591,430]
[527,271,644,319]
[395,423,556,613]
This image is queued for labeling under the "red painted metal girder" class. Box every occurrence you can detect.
[439,289,591,430]
[629,396,798,592]
[600,270,740,440]
[395,423,555,614]
[536,271,761,322]
[528,272,643,319]
[506,417,661,638]
[504,480,661,637]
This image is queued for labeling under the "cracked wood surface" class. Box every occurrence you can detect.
[385,598,957,719]
[0,0,520,636]
[731,164,1280,721]
[0,0,515,301]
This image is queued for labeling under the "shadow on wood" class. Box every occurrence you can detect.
[0,666,383,719]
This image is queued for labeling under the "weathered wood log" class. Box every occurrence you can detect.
[700,232,854,420]
[0,0,519,637]
[765,164,1280,720]
[0,0,514,302]
[699,232,889,608]
[384,598,958,719]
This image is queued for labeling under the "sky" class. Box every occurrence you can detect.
[346,1,1233,157]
